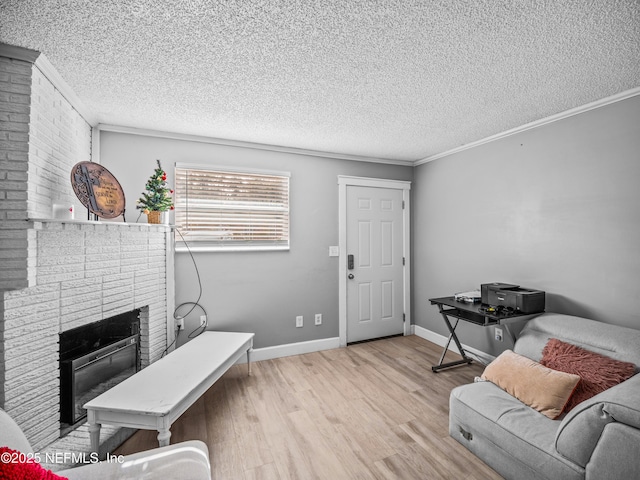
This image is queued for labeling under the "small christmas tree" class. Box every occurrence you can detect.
[137,160,174,213]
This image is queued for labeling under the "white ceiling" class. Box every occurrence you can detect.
[1,1,639,163]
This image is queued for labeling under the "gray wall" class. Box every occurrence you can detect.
[100,132,413,348]
[413,94,640,356]
[101,94,639,356]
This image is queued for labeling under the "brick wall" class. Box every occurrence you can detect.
[3,221,169,450]
[0,55,32,290]
[0,46,171,450]
[28,67,91,218]
[1,50,92,291]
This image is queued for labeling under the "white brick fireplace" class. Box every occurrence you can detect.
[3,222,171,450]
[0,45,173,450]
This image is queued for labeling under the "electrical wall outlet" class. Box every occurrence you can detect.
[494,327,503,342]
[296,315,304,328]
[176,317,184,330]
[315,313,322,325]
[200,315,207,327]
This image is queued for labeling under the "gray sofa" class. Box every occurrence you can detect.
[449,313,640,480]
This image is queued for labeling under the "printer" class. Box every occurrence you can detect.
[480,283,545,314]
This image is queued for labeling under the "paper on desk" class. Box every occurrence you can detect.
[454,290,482,303]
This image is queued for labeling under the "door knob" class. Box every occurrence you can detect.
[348,274,354,279]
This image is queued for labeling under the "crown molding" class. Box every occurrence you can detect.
[97,123,414,166]
[414,87,640,166]
[8,43,636,168]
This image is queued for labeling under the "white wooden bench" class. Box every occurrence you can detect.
[84,331,254,453]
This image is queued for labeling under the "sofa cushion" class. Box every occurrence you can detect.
[514,313,640,367]
[541,338,636,412]
[481,349,580,419]
[449,382,584,480]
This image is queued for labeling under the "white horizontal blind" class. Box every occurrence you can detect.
[175,165,290,250]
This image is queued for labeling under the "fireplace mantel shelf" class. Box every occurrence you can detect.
[27,217,174,230]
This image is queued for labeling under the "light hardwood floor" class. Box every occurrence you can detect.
[114,335,502,479]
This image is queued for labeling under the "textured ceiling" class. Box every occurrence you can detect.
[1,1,639,162]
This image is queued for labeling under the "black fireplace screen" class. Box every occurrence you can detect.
[59,309,141,426]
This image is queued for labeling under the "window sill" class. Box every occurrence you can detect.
[174,244,290,253]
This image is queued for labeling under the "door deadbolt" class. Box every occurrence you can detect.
[348,273,354,279]
[347,254,354,270]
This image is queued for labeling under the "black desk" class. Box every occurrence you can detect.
[429,296,540,372]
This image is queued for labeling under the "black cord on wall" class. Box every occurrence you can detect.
[161,227,207,357]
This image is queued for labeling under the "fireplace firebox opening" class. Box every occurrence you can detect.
[59,309,141,431]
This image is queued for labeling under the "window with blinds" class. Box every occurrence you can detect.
[174,165,290,251]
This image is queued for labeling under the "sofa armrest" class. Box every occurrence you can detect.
[0,409,33,455]
[555,374,640,467]
[58,440,211,480]
[585,422,640,480]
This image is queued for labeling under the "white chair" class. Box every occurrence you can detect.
[0,409,211,479]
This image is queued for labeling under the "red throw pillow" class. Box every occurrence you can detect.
[0,446,68,480]
[540,338,637,412]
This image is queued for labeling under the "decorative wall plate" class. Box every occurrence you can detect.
[71,161,125,219]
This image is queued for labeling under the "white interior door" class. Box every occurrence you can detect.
[346,185,405,343]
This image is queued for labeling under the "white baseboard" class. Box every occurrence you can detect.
[234,329,495,367]
[235,336,341,364]
[412,324,495,366]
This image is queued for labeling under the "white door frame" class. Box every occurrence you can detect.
[338,176,411,347]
